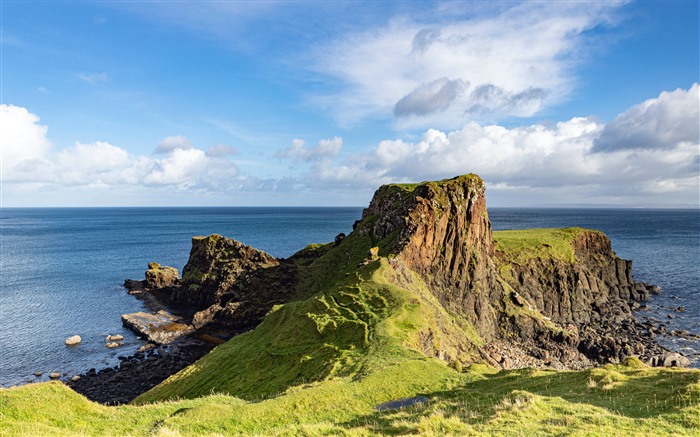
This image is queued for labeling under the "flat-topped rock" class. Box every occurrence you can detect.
[121,310,194,345]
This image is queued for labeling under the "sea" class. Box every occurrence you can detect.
[1,207,698,387]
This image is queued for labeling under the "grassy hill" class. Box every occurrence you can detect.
[1,177,698,435]
[2,228,698,436]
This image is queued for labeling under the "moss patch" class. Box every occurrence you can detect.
[493,227,597,265]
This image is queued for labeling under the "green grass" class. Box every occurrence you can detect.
[1,195,698,436]
[493,227,597,265]
[2,362,698,435]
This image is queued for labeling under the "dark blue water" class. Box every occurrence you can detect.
[1,207,698,387]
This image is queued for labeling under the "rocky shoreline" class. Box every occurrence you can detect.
[67,259,266,405]
[67,338,214,405]
[64,176,698,405]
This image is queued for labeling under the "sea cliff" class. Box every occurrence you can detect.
[4,174,698,436]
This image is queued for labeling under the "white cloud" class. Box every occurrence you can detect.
[0,104,52,175]
[313,1,626,129]
[155,135,193,153]
[78,72,110,84]
[594,83,700,152]
[1,106,242,195]
[288,84,699,207]
[276,137,342,162]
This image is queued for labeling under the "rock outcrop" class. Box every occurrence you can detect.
[175,234,279,308]
[120,174,684,373]
[121,310,193,345]
[356,174,677,368]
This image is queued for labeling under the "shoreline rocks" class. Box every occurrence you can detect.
[65,335,81,346]
[67,339,214,405]
[121,310,194,345]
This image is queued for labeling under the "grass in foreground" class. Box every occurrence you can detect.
[2,225,698,435]
[1,361,698,436]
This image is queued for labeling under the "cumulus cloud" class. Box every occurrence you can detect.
[313,1,625,128]
[155,135,194,153]
[276,137,342,162]
[0,104,52,173]
[594,83,700,152]
[1,106,241,194]
[289,84,700,206]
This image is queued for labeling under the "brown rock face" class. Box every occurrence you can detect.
[176,234,279,308]
[362,175,503,341]
[500,231,651,327]
[360,174,673,367]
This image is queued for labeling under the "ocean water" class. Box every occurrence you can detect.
[1,207,698,387]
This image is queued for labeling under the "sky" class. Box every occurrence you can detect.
[1,0,698,207]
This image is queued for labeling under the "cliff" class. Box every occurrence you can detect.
[354,175,664,368]
[130,174,682,404]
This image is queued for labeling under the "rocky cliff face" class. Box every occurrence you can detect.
[359,175,670,368]
[176,234,279,308]
[360,175,503,341]
[499,230,654,326]
[126,174,679,371]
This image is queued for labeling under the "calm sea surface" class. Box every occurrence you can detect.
[1,207,698,387]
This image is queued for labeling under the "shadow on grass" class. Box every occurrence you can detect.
[341,367,700,435]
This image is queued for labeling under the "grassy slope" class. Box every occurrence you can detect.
[1,227,699,435]
[2,363,698,435]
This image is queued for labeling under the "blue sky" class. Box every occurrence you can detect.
[1,0,698,207]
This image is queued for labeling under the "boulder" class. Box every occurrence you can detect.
[106,334,124,342]
[106,342,122,349]
[49,372,61,379]
[137,343,156,353]
[65,335,82,346]
[648,352,690,368]
[121,310,194,345]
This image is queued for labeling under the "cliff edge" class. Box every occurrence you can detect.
[134,174,682,404]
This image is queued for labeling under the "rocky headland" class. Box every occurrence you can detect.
[69,174,692,404]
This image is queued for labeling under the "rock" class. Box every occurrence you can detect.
[137,343,156,353]
[65,335,82,346]
[662,352,690,367]
[648,353,690,368]
[192,304,222,329]
[670,330,700,340]
[145,263,179,289]
[71,374,81,382]
[121,311,194,345]
[334,233,346,245]
[106,334,124,342]
[106,342,122,348]
[123,279,146,291]
[511,292,526,307]
[49,372,61,379]
[34,371,43,377]
[674,306,685,312]
[176,234,279,308]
